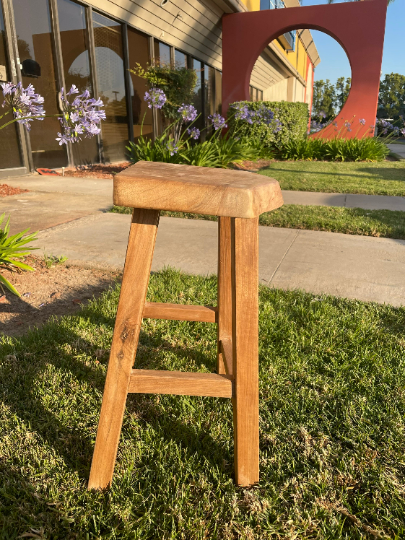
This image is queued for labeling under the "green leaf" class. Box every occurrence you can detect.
[0,274,20,296]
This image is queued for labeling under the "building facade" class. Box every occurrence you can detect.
[0,0,319,177]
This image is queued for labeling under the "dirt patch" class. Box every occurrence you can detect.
[0,256,121,337]
[56,162,131,180]
[0,184,29,197]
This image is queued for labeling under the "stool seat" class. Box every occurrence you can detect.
[114,161,283,218]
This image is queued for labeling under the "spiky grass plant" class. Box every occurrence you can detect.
[0,214,37,296]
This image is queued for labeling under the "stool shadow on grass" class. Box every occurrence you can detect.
[0,301,230,486]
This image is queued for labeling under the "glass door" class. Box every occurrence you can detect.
[127,26,152,142]
[0,0,24,171]
[57,0,98,165]
[12,0,68,169]
[92,11,128,163]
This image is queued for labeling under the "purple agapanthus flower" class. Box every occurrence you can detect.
[231,102,275,128]
[359,118,366,126]
[178,104,197,122]
[209,113,227,130]
[144,88,166,109]
[258,105,274,125]
[187,127,200,140]
[273,119,283,133]
[232,102,251,122]
[310,120,325,133]
[1,81,45,130]
[166,139,179,156]
[56,86,105,145]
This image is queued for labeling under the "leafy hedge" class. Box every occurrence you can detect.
[228,100,309,148]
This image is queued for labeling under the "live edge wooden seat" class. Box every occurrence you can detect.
[88,161,283,490]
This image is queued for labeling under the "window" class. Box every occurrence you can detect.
[0,1,22,169]
[154,40,171,66]
[13,0,68,168]
[127,26,152,141]
[192,58,203,132]
[215,70,222,114]
[92,11,128,162]
[58,0,98,165]
[204,64,215,136]
[260,0,296,51]
[174,49,187,68]
[249,86,263,102]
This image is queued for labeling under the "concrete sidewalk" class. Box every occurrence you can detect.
[282,191,405,211]
[3,174,405,234]
[1,175,112,233]
[387,143,405,161]
[4,173,405,306]
[34,213,405,307]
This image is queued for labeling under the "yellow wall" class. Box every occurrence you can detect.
[240,0,312,89]
[296,39,307,79]
[241,0,260,11]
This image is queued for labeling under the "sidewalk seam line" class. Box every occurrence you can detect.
[266,230,299,285]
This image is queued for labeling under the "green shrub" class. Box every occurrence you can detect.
[126,135,183,165]
[228,100,309,148]
[126,134,271,169]
[130,63,197,121]
[279,137,389,162]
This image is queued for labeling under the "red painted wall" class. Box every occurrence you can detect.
[222,0,388,139]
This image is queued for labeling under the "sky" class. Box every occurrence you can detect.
[300,0,405,84]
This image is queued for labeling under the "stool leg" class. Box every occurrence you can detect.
[217,217,233,376]
[231,217,259,486]
[88,208,160,490]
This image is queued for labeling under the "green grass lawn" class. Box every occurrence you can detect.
[111,204,405,240]
[260,205,405,239]
[1,269,405,539]
[258,161,405,196]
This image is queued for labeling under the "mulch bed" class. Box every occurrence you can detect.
[0,184,29,197]
[57,162,131,179]
[0,256,121,337]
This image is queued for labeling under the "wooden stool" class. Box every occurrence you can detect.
[88,161,283,490]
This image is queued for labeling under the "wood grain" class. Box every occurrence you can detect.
[231,217,260,487]
[220,338,233,378]
[143,302,217,323]
[88,208,159,491]
[114,161,283,219]
[128,369,233,398]
[217,217,233,375]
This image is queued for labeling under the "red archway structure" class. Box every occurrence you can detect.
[222,0,388,139]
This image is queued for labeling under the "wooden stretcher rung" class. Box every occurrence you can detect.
[128,369,233,398]
[143,302,217,323]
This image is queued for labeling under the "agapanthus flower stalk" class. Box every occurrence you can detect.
[1,81,45,130]
[56,86,106,145]
[178,104,197,122]
[166,139,179,156]
[209,113,227,131]
[187,127,200,140]
[144,88,166,109]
